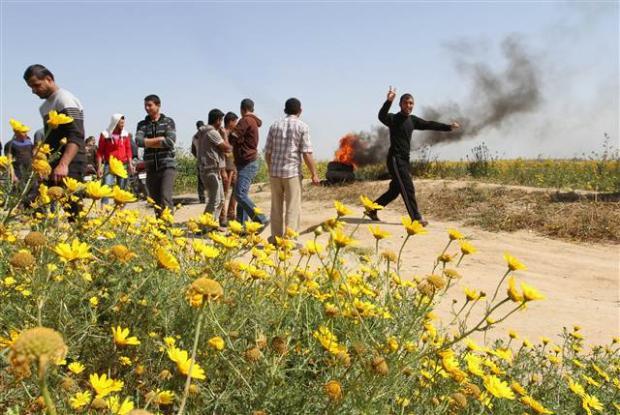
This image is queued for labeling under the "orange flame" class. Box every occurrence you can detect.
[334,134,358,168]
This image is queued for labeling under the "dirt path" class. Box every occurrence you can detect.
[140,182,619,347]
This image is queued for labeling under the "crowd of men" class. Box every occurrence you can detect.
[5,64,459,241]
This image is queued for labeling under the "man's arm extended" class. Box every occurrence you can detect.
[414,116,460,132]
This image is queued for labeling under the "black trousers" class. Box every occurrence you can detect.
[146,167,177,216]
[373,154,422,220]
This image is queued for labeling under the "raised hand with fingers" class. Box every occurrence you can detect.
[387,85,397,102]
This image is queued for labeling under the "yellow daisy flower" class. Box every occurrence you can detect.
[360,195,383,211]
[111,326,141,347]
[46,110,73,129]
[89,373,124,398]
[401,217,427,236]
[108,156,128,179]
[504,252,526,272]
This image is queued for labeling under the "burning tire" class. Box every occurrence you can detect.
[325,161,355,185]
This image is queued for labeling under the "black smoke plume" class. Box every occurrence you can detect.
[418,35,542,147]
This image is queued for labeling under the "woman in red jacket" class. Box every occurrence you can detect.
[96,113,133,204]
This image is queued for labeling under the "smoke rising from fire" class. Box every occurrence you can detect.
[334,127,390,167]
[334,35,543,167]
[418,35,542,147]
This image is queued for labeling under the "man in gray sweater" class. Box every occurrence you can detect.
[196,109,232,218]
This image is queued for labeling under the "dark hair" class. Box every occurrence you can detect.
[85,136,95,144]
[23,64,54,81]
[144,94,161,106]
[284,98,302,115]
[208,109,225,125]
[240,98,254,112]
[399,93,414,105]
[224,111,238,126]
[196,120,205,129]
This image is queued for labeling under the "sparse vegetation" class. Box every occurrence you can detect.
[175,137,619,194]
[303,180,620,244]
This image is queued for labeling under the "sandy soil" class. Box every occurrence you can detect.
[139,181,619,347]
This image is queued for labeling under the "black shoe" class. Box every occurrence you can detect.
[199,198,206,204]
[365,209,380,221]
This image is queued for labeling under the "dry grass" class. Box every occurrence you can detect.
[304,180,620,244]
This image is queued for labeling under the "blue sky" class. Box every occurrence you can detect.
[1,1,618,160]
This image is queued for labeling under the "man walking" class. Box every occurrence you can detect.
[23,64,86,216]
[367,87,460,225]
[135,94,177,217]
[229,98,268,228]
[264,98,319,242]
[219,112,238,226]
[196,109,232,218]
[191,120,206,204]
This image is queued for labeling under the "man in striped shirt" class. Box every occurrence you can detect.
[24,64,86,183]
[264,98,319,242]
[24,64,86,219]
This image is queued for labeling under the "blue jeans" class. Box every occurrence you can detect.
[102,163,128,205]
[234,160,267,225]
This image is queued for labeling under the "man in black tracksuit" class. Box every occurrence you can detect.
[367,87,460,226]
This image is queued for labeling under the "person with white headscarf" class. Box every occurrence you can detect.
[95,113,133,204]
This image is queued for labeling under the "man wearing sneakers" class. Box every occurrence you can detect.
[366,86,460,226]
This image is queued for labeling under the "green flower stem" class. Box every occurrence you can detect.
[2,128,55,223]
[431,240,452,274]
[39,376,57,415]
[490,269,511,305]
[2,171,36,224]
[208,301,255,395]
[90,204,119,234]
[455,253,465,267]
[421,298,511,359]
[397,234,410,275]
[447,300,470,327]
[177,311,204,415]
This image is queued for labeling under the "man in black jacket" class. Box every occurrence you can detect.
[367,87,460,226]
[135,94,177,217]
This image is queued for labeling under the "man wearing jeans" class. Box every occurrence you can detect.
[196,109,231,218]
[229,98,268,228]
[135,94,177,217]
[265,98,319,242]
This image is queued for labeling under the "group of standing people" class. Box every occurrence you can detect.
[17,64,323,242]
[15,63,459,240]
[191,98,320,241]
